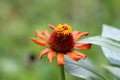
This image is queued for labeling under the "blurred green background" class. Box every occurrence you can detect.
[0,0,120,80]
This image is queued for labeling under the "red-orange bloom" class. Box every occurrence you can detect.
[32,24,91,66]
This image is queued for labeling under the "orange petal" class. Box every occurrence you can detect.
[48,50,56,63]
[49,24,56,31]
[35,29,41,36]
[72,31,80,37]
[74,43,92,50]
[72,31,89,41]
[35,30,48,41]
[42,30,51,37]
[39,48,51,59]
[57,53,64,66]
[74,51,87,59]
[67,51,81,61]
[31,38,48,46]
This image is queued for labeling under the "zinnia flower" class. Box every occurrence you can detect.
[31,24,91,66]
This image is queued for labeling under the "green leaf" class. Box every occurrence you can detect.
[65,56,107,80]
[102,24,120,41]
[65,24,120,79]
[79,24,120,66]
[103,65,120,79]
[79,36,120,52]
[101,24,120,66]
[102,47,120,66]
[80,35,120,66]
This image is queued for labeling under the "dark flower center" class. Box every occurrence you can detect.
[48,24,74,53]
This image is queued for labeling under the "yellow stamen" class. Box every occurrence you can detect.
[56,24,72,35]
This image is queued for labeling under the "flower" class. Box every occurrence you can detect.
[31,24,91,66]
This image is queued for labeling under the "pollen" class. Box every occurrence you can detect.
[56,24,72,35]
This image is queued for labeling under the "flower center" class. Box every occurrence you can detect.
[56,24,72,36]
[49,24,74,53]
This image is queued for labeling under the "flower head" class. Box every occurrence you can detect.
[32,24,91,66]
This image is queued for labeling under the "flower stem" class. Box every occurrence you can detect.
[60,65,65,80]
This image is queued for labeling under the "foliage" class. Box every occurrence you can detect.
[65,25,120,80]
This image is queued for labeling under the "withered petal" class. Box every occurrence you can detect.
[74,43,92,50]
[57,53,64,66]
[48,50,56,63]
[31,38,48,46]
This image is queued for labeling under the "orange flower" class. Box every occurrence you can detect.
[31,24,91,66]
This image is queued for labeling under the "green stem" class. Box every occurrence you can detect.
[60,65,65,80]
